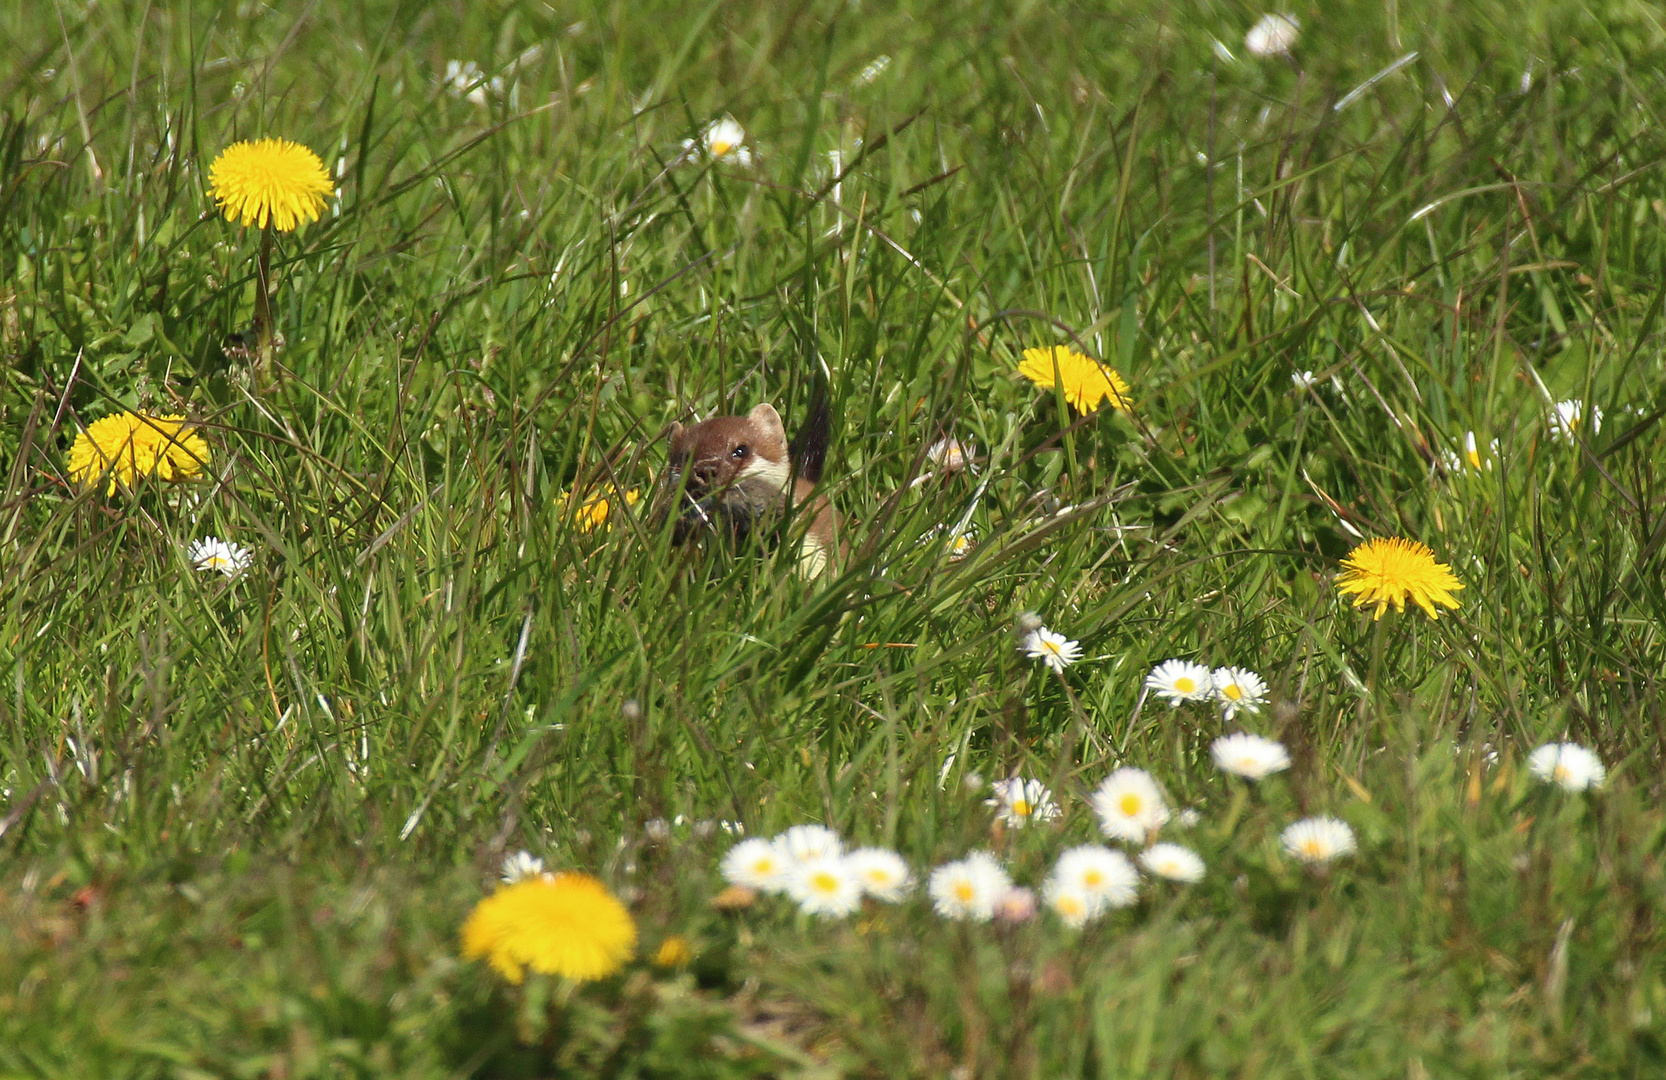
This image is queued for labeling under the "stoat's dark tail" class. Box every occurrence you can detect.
[790,374,831,485]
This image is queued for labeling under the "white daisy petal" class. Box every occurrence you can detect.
[1210,732,1291,780]
[188,536,252,578]
[984,777,1061,828]
[1091,768,1170,843]
[697,116,752,165]
[1280,816,1357,864]
[1144,659,1214,706]
[786,856,863,918]
[1210,666,1268,720]
[1050,844,1139,909]
[844,847,912,902]
[1527,742,1606,792]
[928,851,1012,921]
[1041,882,1098,928]
[775,824,843,865]
[1022,626,1082,673]
[1245,13,1299,56]
[721,837,792,893]
[1139,842,1205,883]
[499,850,547,884]
[1548,399,1603,443]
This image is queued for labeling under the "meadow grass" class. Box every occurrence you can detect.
[4,0,1666,1075]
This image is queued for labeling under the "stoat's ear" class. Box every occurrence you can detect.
[667,421,684,443]
[746,403,786,444]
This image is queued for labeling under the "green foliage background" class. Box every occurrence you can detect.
[3,0,1666,1076]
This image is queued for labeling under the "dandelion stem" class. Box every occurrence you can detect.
[254,226,275,386]
[1366,617,1389,722]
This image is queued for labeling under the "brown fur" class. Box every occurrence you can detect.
[662,403,839,574]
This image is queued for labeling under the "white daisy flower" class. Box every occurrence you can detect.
[1022,627,1082,673]
[1050,844,1139,909]
[1210,732,1291,780]
[786,856,863,918]
[922,524,977,560]
[720,837,792,892]
[499,850,547,884]
[1548,399,1602,443]
[1291,370,1318,390]
[685,116,753,166]
[1139,843,1205,883]
[1527,742,1606,792]
[1041,882,1099,928]
[1280,817,1358,864]
[188,536,252,578]
[1211,666,1268,720]
[776,824,843,865]
[1144,659,1214,706]
[1463,431,1498,470]
[844,847,912,901]
[1244,13,1299,56]
[984,777,1061,828]
[442,59,503,105]
[928,851,1012,921]
[1091,768,1170,843]
[926,437,973,474]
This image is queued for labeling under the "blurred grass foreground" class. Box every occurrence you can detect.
[5,1,1666,1076]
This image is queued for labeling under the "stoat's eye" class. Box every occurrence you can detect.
[731,444,749,459]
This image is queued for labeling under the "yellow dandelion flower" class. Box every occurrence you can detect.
[1335,537,1464,620]
[67,412,210,495]
[460,872,636,984]
[1017,346,1133,414]
[652,934,694,969]
[207,137,335,231]
[572,487,642,532]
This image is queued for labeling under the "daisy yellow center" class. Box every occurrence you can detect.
[1222,684,1243,700]
[1057,896,1084,917]
[205,555,231,569]
[811,871,839,893]
[954,881,976,902]
[752,858,776,875]
[1553,764,1571,782]
[1083,870,1104,887]
[865,870,890,885]
[1118,794,1142,817]
[1174,677,1195,693]
[1466,447,1483,469]
[1011,799,1031,816]
[1156,860,1178,874]
[1041,641,1063,656]
[1300,839,1324,857]
[1235,756,1259,771]
[711,139,734,156]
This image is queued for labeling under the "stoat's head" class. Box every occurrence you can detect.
[663,403,792,542]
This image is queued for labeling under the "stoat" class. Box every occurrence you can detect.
[662,398,840,575]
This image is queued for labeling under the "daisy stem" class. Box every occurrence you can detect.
[254,226,274,386]
[1219,781,1249,836]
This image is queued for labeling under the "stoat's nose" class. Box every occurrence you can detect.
[690,459,724,488]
